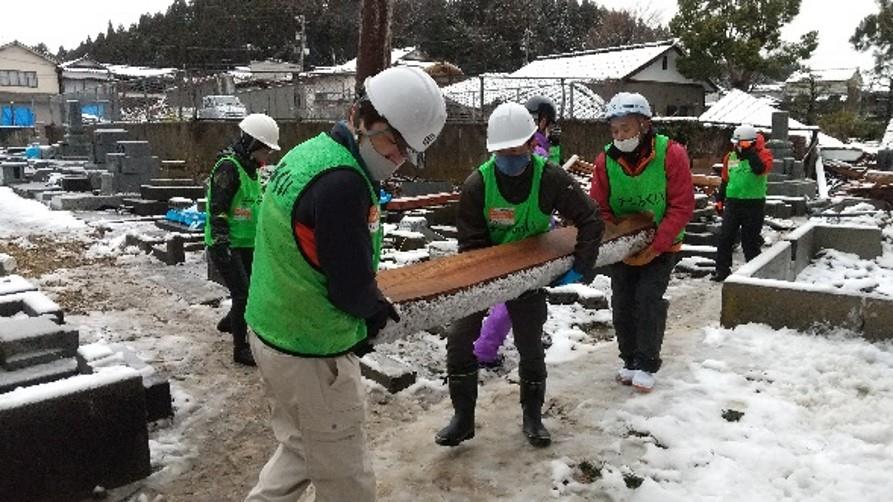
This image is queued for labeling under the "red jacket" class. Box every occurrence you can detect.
[589,138,695,254]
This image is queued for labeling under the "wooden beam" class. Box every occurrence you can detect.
[375,213,654,342]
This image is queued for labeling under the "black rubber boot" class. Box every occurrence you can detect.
[232,333,256,367]
[217,312,232,333]
[520,380,551,447]
[435,372,477,446]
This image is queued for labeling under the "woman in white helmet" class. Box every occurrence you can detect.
[435,102,603,449]
[589,92,694,392]
[242,67,446,502]
[205,112,280,367]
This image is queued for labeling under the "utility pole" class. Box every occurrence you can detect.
[294,14,306,72]
[356,0,392,97]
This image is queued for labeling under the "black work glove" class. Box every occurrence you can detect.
[352,339,375,357]
[740,147,765,174]
[365,300,400,339]
[739,146,759,162]
[548,127,561,146]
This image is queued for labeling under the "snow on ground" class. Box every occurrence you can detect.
[0,187,87,238]
[5,183,893,500]
[551,323,893,501]
[796,248,893,297]
[812,202,892,229]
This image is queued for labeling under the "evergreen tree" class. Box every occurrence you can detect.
[670,0,818,90]
[55,0,672,74]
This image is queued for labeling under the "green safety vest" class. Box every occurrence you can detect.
[245,133,383,356]
[606,134,684,243]
[726,152,768,199]
[479,154,552,245]
[203,155,262,248]
[548,145,561,165]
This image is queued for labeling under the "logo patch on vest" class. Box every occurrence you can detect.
[488,207,515,226]
[368,205,380,233]
[233,206,253,221]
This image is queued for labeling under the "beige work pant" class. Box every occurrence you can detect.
[245,333,376,502]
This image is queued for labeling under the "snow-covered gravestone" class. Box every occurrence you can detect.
[0,366,151,501]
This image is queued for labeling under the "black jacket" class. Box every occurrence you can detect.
[207,142,259,247]
[291,122,389,321]
[457,159,604,281]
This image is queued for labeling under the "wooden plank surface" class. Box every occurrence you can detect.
[375,213,655,342]
[692,174,722,187]
[378,212,653,304]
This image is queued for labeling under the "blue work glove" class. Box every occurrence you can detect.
[379,189,393,205]
[552,267,584,286]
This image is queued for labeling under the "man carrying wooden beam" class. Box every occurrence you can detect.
[243,67,446,502]
[589,92,694,393]
[436,102,604,448]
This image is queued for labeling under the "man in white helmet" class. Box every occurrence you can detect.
[435,102,603,449]
[589,92,694,392]
[205,113,280,366]
[712,124,773,281]
[242,67,446,502]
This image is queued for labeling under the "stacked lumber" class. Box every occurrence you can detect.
[824,160,893,205]
[561,155,595,177]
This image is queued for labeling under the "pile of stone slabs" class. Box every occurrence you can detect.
[123,178,203,216]
[721,222,891,340]
[0,316,79,393]
[0,290,63,322]
[49,193,124,211]
[375,213,654,342]
[0,366,150,502]
[78,343,174,422]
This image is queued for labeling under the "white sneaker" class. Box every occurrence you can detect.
[616,367,635,385]
[632,370,655,392]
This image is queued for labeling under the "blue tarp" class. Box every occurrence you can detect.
[81,103,106,120]
[0,105,34,126]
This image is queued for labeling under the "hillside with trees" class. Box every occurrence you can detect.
[57,0,669,74]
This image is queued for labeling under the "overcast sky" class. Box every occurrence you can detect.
[0,0,881,72]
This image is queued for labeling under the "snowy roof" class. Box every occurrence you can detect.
[0,40,57,65]
[700,89,867,151]
[310,47,429,75]
[60,56,106,70]
[786,68,860,84]
[699,89,815,130]
[441,75,605,120]
[105,64,176,79]
[511,40,676,80]
[60,56,112,79]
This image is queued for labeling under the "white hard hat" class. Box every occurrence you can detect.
[364,67,447,152]
[732,124,758,142]
[604,92,652,120]
[486,102,537,152]
[239,113,280,151]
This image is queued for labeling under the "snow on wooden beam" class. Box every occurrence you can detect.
[384,192,460,211]
[375,213,654,343]
[562,154,594,176]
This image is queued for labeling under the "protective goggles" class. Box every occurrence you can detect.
[364,126,420,166]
